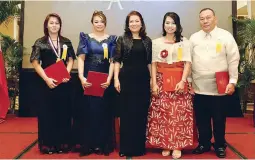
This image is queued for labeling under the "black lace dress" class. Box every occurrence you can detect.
[114,38,151,156]
[30,36,76,153]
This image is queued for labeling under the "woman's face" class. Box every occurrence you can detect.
[129,15,142,34]
[47,16,60,34]
[164,16,177,35]
[92,16,106,32]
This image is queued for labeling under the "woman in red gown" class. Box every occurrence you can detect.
[146,12,193,159]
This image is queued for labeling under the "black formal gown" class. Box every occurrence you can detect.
[30,36,76,153]
[119,39,151,156]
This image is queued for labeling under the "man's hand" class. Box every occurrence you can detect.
[225,83,235,95]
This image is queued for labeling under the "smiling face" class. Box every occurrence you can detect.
[128,15,142,34]
[164,16,177,35]
[47,16,60,34]
[92,15,106,32]
[199,9,217,33]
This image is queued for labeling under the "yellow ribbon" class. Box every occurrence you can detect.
[177,47,183,61]
[61,44,68,60]
[216,42,222,53]
[102,43,108,59]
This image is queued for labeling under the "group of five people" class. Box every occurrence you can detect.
[30,8,240,159]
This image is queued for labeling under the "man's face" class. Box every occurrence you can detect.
[199,10,217,33]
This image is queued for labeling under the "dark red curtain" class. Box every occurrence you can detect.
[0,51,10,119]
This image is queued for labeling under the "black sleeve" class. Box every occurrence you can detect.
[30,39,41,63]
[66,40,76,60]
[113,36,123,63]
[148,38,152,64]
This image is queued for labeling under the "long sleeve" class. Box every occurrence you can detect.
[226,35,240,84]
[113,36,123,63]
[66,40,76,60]
[147,39,152,64]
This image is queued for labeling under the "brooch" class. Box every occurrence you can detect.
[160,49,168,58]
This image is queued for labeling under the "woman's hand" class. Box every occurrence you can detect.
[152,84,159,96]
[175,80,185,93]
[45,77,58,89]
[114,79,121,93]
[101,78,111,89]
[80,77,92,90]
[62,78,70,83]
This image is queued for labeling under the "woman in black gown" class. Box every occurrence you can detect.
[113,10,152,157]
[75,11,117,156]
[30,13,76,154]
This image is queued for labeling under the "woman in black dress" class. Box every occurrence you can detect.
[113,10,152,157]
[30,13,76,154]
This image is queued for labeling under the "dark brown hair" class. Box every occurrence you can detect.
[162,12,183,42]
[43,13,62,36]
[91,10,107,26]
[124,10,147,38]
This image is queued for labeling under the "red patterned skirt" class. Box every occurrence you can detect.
[146,72,194,150]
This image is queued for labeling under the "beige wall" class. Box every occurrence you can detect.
[23,1,233,69]
[237,1,255,18]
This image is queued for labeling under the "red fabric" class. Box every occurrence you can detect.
[146,72,194,150]
[84,71,108,97]
[44,60,71,85]
[0,51,10,119]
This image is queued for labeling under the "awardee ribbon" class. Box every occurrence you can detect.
[102,43,108,59]
[177,45,183,61]
[61,44,68,60]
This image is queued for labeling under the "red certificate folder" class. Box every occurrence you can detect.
[215,71,229,94]
[159,68,188,92]
[44,60,70,85]
[84,71,108,97]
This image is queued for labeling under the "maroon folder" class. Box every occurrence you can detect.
[158,68,188,92]
[215,71,229,94]
[84,71,108,97]
[44,60,70,85]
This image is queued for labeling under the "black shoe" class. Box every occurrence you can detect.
[119,152,125,157]
[94,148,103,155]
[40,147,56,154]
[102,145,111,156]
[56,144,70,154]
[192,145,211,154]
[215,147,226,158]
[55,146,63,154]
[79,148,93,157]
[71,145,81,153]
